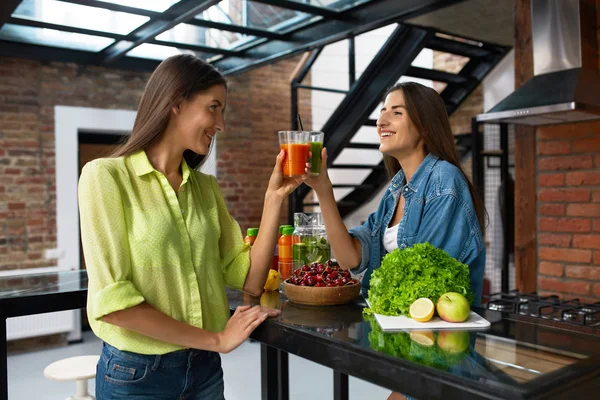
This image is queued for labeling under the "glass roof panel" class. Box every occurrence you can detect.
[285,0,374,11]
[94,0,181,12]
[196,0,313,33]
[126,43,215,61]
[13,0,148,35]
[0,23,113,51]
[156,23,255,50]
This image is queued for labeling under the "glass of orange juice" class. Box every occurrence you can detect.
[278,131,310,177]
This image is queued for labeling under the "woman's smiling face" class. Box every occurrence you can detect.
[377,89,424,158]
[170,84,227,155]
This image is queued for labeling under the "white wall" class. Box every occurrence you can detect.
[309,24,433,229]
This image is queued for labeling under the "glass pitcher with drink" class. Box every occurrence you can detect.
[292,213,330,271]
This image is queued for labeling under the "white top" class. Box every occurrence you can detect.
[383,224,399,253]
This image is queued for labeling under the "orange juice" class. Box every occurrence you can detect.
[280,143,310,176]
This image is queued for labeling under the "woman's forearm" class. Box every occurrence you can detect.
[103,302,222,352]
[315,186,362,269]
[245,192,284,296]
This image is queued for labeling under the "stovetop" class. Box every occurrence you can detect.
[485,290,600,332]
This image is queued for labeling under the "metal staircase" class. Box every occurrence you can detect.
[290,23,510,219]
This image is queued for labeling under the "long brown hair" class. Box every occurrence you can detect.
[112,54,227,169]
[382,82,487,232]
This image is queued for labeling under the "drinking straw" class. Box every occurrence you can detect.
[296,113,304,131]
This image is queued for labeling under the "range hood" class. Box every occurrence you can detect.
[477,0,600,125]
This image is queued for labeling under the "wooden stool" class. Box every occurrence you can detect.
[44,355,100,400]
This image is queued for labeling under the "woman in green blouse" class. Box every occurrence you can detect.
[78,55,304,399]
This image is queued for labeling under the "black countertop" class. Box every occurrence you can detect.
[1,270,600,399]
[230,289,600,400]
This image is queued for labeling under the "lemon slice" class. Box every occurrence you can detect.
[264,269,280,291]
[409,298,435,322]
[409,331,435,347]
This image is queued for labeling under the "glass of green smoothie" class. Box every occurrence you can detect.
[309,132,324,176]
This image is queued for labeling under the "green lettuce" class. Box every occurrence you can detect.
[364,243,474,316]
[365,316,469,370]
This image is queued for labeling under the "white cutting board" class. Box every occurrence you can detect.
[366,300,491,332]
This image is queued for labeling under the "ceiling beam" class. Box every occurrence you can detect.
[251,0,342,18]
[186,18,284,40]
[149,39,236,57]
[97,0,221,64]
[56,0,160,18]
[0,0,22,30]
[214,0,467,75]
[0,40,161,71]
[8,16,123,40]
[8,16,238,57]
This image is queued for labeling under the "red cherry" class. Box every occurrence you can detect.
[306,276,316,286]
[334,279,344,287]
[302,265,310,271]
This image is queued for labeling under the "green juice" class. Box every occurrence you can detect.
[310,141,323,175]
[292,236,330,267]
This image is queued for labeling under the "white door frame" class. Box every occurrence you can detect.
[55,106,137,273]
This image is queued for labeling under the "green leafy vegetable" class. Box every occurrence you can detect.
[365,316,469,370]
[364,243,474,316]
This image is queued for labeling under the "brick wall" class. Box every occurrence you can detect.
[537,122,600,301]
[0,54,307,271]
[535,0,600,301]
[0,58,149,271]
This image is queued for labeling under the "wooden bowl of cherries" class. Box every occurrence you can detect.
[283,260,361,306]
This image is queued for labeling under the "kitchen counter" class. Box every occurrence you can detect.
[1,270,599,400]
[233,289,600,400]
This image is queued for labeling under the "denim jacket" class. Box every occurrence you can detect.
[348,153,485,306]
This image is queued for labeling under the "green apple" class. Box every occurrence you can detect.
[436,330,470,354]
[436,292,470,323]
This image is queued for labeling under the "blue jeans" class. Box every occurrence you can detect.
[96,342,225,399]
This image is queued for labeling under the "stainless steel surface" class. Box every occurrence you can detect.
[477,102,577,124]
[477,101,600,125]
[532,0,581,75]
[486,291,600,331]
[487,300,514,312]
[476,0,600,125]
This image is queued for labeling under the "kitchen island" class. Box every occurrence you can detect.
[1,270,599,400]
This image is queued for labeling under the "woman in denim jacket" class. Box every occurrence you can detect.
[305,81,486,400]
[306,81,485,302]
